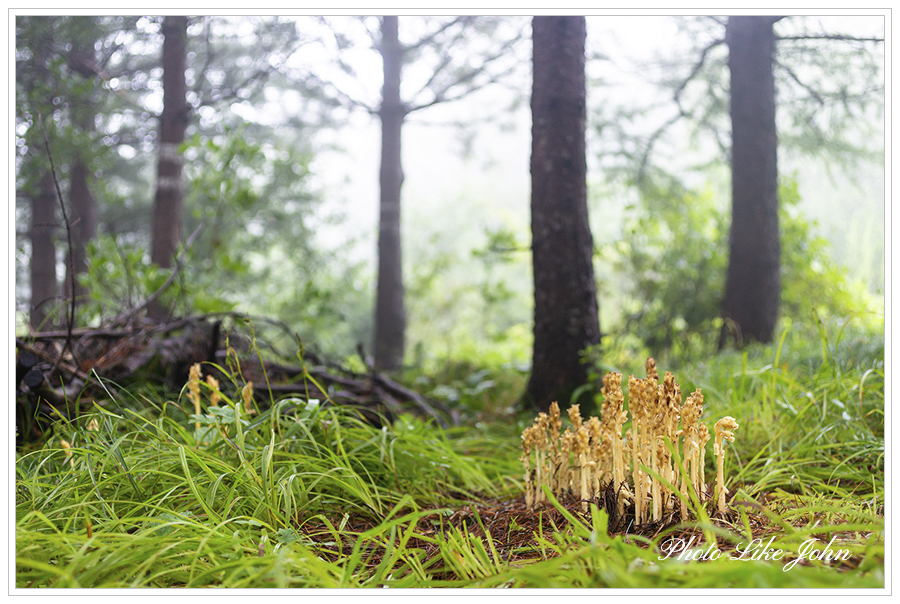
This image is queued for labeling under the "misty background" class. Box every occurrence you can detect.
[14,14,885,368]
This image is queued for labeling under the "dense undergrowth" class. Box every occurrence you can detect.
[15,318,884,589]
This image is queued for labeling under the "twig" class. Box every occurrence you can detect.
[195,19,306,109]
[36,112,78,376]
[113,223,205,325]
[372,373,455,426]
[29,327,143,339]
[407,16,474,51]
[776,34,884,43]
[636,111,685,186]
[407,29,525,114]
[634,37,725,185]
[777,59,826,105]
[672,39,725,108]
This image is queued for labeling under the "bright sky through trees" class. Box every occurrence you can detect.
[86,14,882,287]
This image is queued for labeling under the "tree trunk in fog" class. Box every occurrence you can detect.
[721,16,780,347]
[64,35,98,309]
[30,172,58,329]
[149,15,189,321]
[373,15,407,371]
[525,16,601,413]
[66,161,96,304]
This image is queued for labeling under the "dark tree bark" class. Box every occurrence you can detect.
[66,161,96,303]
[525,16,600,413]
[149,16,189,321]
[64,32,98,308]
[721,16,781,346]
[373,15,407,371]
[30,171,58,329]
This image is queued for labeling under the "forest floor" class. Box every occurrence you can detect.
[14,322,884,589]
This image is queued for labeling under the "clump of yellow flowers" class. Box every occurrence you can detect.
[521,358,738,522]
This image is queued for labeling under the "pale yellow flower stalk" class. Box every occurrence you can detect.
[549,402,562,489]
[574,425,590,511]
[560,429,574,495]
[87,418,99,432]
[630,375,654,524]
[599,373,618,485]
[638,379,658,521]
[534,413,550,500]
[627,375,645,524]
[647,378,674,522]
[679,389,703,517]
[653,438,666,521]
[714,416,739,513]
[206,375,220,407]
[698,423,711,495]
[622,427,633,484]
[659,372,682,513]
[587,416,603,492]
[607,375,629,516]
[534,449,543,504]
[188,363,202,430]
[644,378,660,522]
[242,381,255,415]
[521,427,536,508]
[599,372,628,514]
[59,439,75,468]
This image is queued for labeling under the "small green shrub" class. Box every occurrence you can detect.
[603,175,880,363]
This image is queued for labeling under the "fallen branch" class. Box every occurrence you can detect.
[30,328,144,339]
[17,313,455,445]
[371,372,456,426]
[15,338,113,405]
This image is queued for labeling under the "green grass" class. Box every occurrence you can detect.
[15,320,884,588]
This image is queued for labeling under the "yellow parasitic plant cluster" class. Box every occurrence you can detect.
[521,358,738,521]
[186,362,256,425]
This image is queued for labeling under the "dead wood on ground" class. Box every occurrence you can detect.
[16,313,456,445]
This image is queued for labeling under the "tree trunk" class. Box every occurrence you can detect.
[30,171,58,329]
[525,16,600,413]
[149,15,189,321]
[373,15,407,371]
[64,35,98,308]
[721,16,780,347]
[65,160,96,304]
